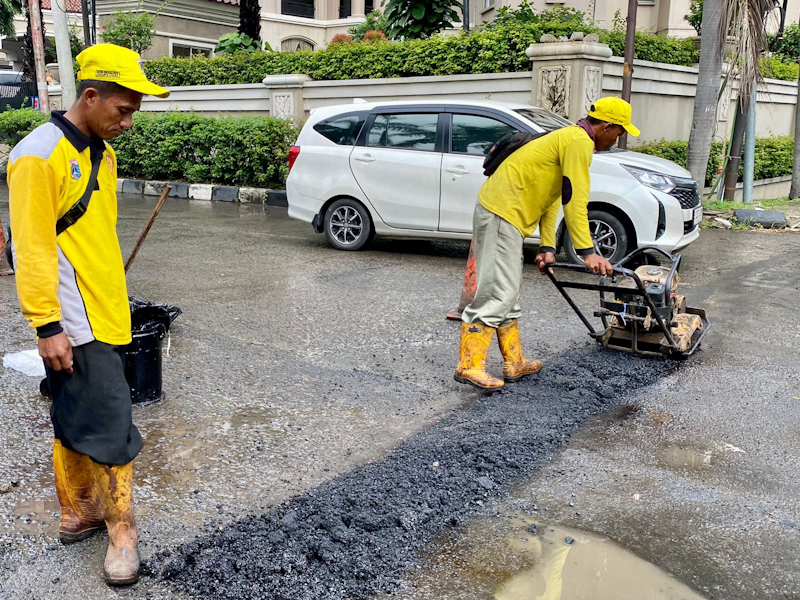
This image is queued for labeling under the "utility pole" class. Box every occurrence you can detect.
[51,0,76,108]
[81,0,91,47]
[789,33,800,199]
[743,82,757,203]
[619,0,637,150]
[27,0,50,115]
[463,0,470,32]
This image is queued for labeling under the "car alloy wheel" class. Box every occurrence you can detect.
[329,205,363,246]
[589,218,618,259]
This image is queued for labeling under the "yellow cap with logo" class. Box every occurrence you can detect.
[76,43,170,99]
[588,96,640,137]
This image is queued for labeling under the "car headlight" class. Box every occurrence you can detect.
[623,165,676,193]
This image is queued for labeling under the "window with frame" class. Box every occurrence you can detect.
[313,114,366,145]
[451,114,516,156]
[367,114,439,151]
[281,37,315,52]
[171,43,212,58]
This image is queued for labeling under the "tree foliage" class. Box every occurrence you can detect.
[101,10,157,55]
[384,0,462,40]
[238,0,261,42]
[0,0,22,39]
[685,0,703,35]
[217,32,262,54]
[348,10,388,41]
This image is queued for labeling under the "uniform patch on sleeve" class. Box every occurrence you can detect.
[561,175,573,205]
[70,159,81,180]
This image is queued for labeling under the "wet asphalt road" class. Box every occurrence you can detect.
[0,191,798,599]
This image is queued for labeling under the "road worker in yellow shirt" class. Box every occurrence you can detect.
[455,97,640,391]
[8,44,169,585]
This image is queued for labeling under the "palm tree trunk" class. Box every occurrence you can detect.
[239,0,262,42]
[723,95,747,200]
[686,0,724,185]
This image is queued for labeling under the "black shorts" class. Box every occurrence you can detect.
[46,341,143,465]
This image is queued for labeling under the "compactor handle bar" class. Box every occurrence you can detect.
[544,252,678,348]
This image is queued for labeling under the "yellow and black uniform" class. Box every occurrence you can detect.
[461,123,597,329]
[9,111,131,345]
[8,111,142,465]
[478,124,595,255]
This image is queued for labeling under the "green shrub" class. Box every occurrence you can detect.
[598,30,698,65]
[0,108,48,144]
[0,109,298,187]
[143,9,700,87]
[759,55,799,81]
[112,112,298,187]
[634,137,793,186]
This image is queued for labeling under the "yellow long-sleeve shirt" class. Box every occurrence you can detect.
[8,111,131,346]
[478,124,595,254]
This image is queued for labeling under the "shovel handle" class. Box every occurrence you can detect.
[125,186,170,274]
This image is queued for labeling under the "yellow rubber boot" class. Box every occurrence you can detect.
[497,320,542,382]
[454,322,505,391]
[53,439,106,544]
[94,461,140,586]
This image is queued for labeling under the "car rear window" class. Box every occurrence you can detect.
[313,113,367,146]
[367,113,438,151]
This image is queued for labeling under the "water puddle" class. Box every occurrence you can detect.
[656,442,745,472]
[657,445,716,471]
[388,514,706,600]
[493,517,705,600]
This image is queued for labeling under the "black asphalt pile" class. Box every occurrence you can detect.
[145,348,677,600]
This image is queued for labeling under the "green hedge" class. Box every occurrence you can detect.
[143,23,700,87]
[0,109,298,188]
[634,136,794,187]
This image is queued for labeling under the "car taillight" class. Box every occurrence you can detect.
[288,146,300,172]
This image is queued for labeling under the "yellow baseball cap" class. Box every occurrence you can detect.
[588,96,640,137]
[76,43,170,98]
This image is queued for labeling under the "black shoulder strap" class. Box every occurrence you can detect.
[55,148,104,236]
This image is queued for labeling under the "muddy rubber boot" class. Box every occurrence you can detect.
[454,322,505,391]
[53,440,106,544]
[497,320,542,382]
[94,461,140,586]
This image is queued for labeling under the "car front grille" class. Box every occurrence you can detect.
[669,178,700,209]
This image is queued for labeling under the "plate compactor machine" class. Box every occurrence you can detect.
[546,247,710,359]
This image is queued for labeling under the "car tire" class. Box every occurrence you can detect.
[563,210,630,265]
[324,198,373,251]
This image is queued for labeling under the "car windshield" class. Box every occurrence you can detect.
[514,108,573,132]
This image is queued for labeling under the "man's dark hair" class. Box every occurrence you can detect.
[586,115,604,126]
[77,79,129,98]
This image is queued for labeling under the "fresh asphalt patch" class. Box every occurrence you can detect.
[145,347,678,600]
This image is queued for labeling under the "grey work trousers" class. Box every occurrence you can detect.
[462,204,524,328]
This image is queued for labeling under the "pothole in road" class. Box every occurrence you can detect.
[394,514,706,600]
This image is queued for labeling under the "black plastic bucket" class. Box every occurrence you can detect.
[125,320,166,405]
[125,297,181,405]
[38,298,180,404]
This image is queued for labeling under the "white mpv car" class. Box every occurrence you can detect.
[286,100,701,263]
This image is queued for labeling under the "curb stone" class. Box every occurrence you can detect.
[117,179,284,206]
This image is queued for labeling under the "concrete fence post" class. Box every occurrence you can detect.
[526,33,613,122]
[262,74,311,123]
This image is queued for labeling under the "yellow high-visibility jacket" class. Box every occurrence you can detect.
[8,111,131,346]
[478,124,595,255]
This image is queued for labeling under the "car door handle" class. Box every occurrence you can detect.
[446,166,470,175]
[354,154,376,164]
